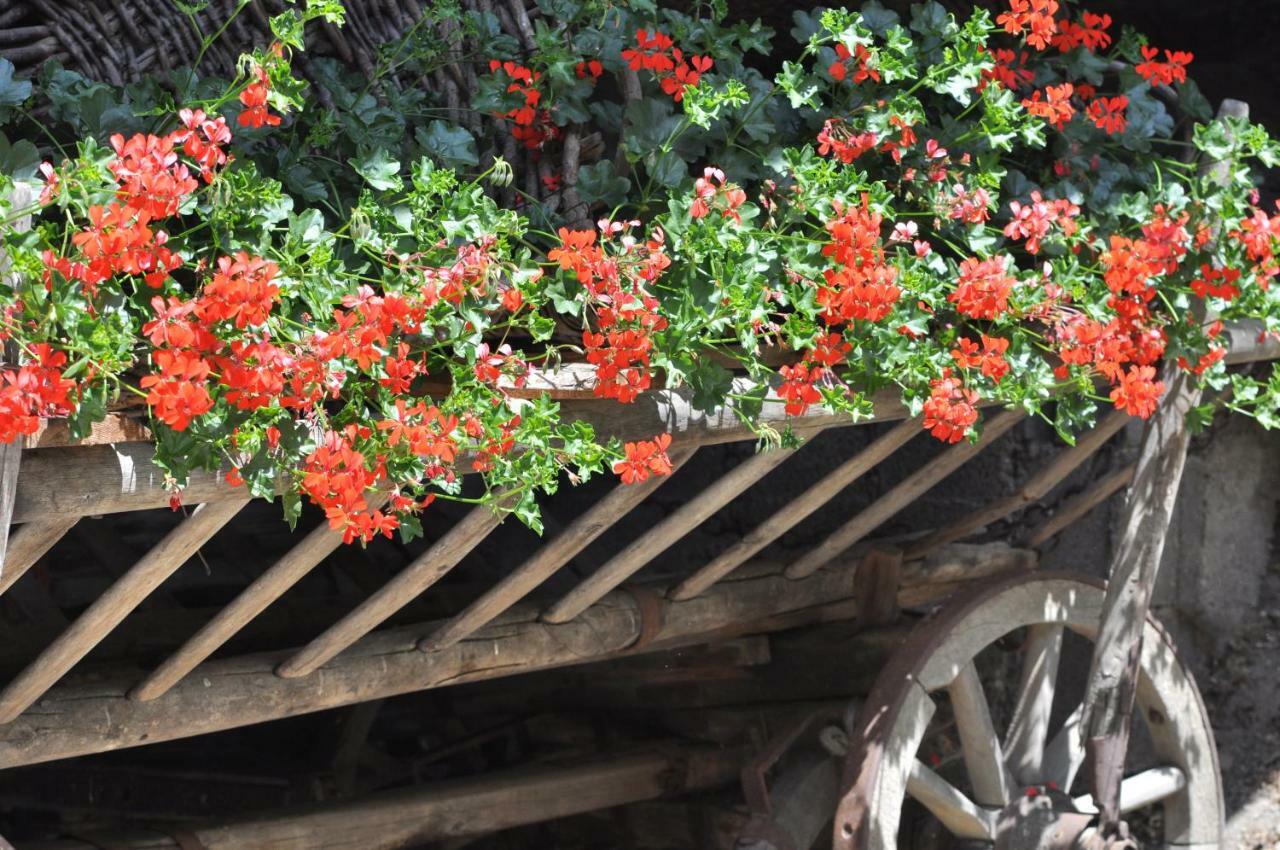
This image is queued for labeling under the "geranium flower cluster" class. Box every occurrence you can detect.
[488,60,559,150]
[690,167,746,224]
[613,432,675,484]
[0,345,75,444]
[551,221,672,404]
[622,29,713,102]
[819,198,902,327]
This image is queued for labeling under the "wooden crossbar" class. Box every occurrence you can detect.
[130,494,391,702]
[276,498,511,679]
[539,438,810,624]
[419,446,697,652]
[904,409,1130,559]
[0,517,78,597]
[785,408,1027,579]
[1024,462,1136,548]
[0,498,248,724]
[669,418,921,601]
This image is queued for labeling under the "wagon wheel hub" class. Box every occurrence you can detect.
[991,787,1095,850]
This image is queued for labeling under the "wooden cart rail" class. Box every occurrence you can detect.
[0,321,1272,766]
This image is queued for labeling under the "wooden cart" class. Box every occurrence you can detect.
[0,296,1272,848]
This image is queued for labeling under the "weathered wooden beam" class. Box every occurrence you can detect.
[541,437,814,624]
[25,745,745,850]
[276,499,510,679]
[420,446,697,651]
[670,419,920,601]
[1082,98,1251,829]
[1023,463,1136,548]
[0,517,77,597]
[0,544,1031,767]
[10,385,910,522]
[904,409,1129,558]
[130,499,389,702]
[785,408,1027,579]
[0,498,249,724]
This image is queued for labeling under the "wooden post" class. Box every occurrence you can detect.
[1080,98,1250,830]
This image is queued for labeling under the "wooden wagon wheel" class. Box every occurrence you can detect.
[834,570,1223,850]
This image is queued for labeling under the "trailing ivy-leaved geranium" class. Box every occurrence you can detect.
[1,0,1279,544]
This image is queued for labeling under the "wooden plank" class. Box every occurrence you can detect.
[0,517,77,596]
[275,499,511,679]
[0,545,1031,767]
[0,497,248,724]
[785,408,1027,579]
[420,446,697,651]
[540,438,811,624]
[1023,463,1135,548]
[130,498,389,702]
[26,746,745,850]
[670,418,920,601]
[8,386,916,521]
[904,410,1129,558]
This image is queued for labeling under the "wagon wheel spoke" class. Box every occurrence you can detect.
[1041,699,1086,792]
[1003,623,1063,784]
[947,661,1013,806]
[1071,766,1188,815]
[906,760,998,841]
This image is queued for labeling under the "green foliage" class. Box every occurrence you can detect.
[1,0,1279,542]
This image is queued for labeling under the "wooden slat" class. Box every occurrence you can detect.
[904,410,1130,558]
[275,499,510,679]
[0,498,248,724]
[0,544,1031,767]
[26,746,745,850]
[540,439,810,624]
[0,517,78,597]
[785,408,1027,579]
[420,446,697,652]
[130,497,389,702]
[1023,463,1136,548]
[669,419,920,601]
